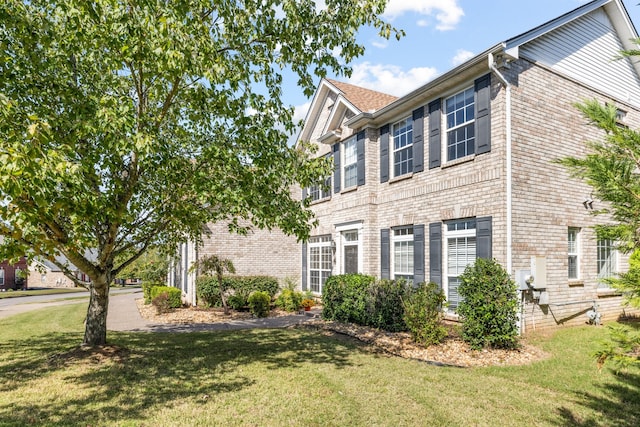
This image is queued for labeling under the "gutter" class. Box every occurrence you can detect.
[488,53,512,276]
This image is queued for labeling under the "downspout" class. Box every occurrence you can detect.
[489,53,517,329]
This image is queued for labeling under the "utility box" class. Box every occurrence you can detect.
[515,269,532,291]
[530,256,547,289]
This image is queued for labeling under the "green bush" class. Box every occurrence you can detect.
[275,288,304,312]
[366,279,413,331]
[231,276,279,300]
[227,294,247,310]
[196,275,278,308]
[196,276,222,308]
[149,286,182,309]
[152,292,171,314]
[248,291,271,318]
[322,274,376,324]
[141,281,164,304]
[457,258,519,350]
[403,282,447,346]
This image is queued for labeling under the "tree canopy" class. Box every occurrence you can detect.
[0,0,400,346]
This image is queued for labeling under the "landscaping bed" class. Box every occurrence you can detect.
[136,299,549,367]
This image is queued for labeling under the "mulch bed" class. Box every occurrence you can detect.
[136,300,550,367]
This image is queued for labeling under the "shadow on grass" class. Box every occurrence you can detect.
[0,328,363,426]
[556,370,640,427]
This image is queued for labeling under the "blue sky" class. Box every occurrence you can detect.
[284,0,640,127]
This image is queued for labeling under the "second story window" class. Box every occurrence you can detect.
[343,136,357,189]
[393,117,413,177]
[445,87,475,161]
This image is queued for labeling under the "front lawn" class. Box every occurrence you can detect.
[0,287,87,299]
[0,303,638,426]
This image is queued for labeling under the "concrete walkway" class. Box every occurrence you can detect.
[107,290,319,333]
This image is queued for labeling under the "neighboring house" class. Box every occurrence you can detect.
[168,222,301,306]
[0,258,29,291]
[29,255,93,289]
[298,0,640,331]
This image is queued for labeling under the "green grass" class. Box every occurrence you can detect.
[0,304,638,426]
[0,287,88,299]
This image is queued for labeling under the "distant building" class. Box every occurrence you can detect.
[0,258,28,291]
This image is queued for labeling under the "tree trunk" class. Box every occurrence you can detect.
[83,277,110,347]
[218,272,229,315]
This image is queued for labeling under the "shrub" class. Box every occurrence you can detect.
[457,258,519,350]
[141,281,164,304]
[152,292,171,314]
[275,288,304,312]
[322,274,376,324]
[227,294,247,310]
[149,286,182,311]
[196,276,222,308]
[366,279,413,332]
[403,282,447,346]
[248,291,271,318]
[231,276,279,300]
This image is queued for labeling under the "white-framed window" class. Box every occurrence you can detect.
[392,226,414,282]
[0,268,4,286]
[445,219,477,311]
[445,87,475,161]
[342,230,359,274]
[568,227,580,280]
[343,136,358,189]
[308,177,331,201]
[392,117,413,177]
[309,235,332,293]
[597,238,617,281]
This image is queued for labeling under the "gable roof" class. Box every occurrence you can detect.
[345,0,640,128]
[325,79,397,113]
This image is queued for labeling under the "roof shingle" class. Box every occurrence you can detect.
[326,79,397,113]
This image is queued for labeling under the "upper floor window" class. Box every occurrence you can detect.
[343,136,358,189]
[445,87,475,161]
[393,117,413,177]
[597,239,617,280]
[308,180,330,201]
[392,226,414,283]
[568,227,580,280]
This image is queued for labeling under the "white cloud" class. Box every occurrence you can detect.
[348,62,438,97]
[372,40,388,49]
[293,101,311,123]
[383,0,464,31]
[452,49,474,66]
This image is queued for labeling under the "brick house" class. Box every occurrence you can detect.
[298,0,640,331]
[173,0,640,331]
[0,258,28,291]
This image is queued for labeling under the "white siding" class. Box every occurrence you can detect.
[521,9,640,107]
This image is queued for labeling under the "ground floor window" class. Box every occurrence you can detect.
[342,230,359,274]
[568,227,580,280]
[393,226,414,283]
[445,219,476,311]
[597,238,617,282]
[0,268,4,286]
[309,235,332,293]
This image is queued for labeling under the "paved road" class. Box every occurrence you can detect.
[1,288,319,332]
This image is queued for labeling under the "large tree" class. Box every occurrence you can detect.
[0,0,400,346]
[558,99,640,368]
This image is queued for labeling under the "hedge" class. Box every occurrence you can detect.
[149,286,182,309]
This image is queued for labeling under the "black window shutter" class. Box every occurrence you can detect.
[356,130,366,186]
[428,99,441,169]
[475,74,491,154]
[379,124,390,183]
[429,222,442,288]
[380,228,390,279]
[476,216,492,259]
[413,224,425,285]
[301,243,308,291]
[333,143,341,194]
[412,107,424,173]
